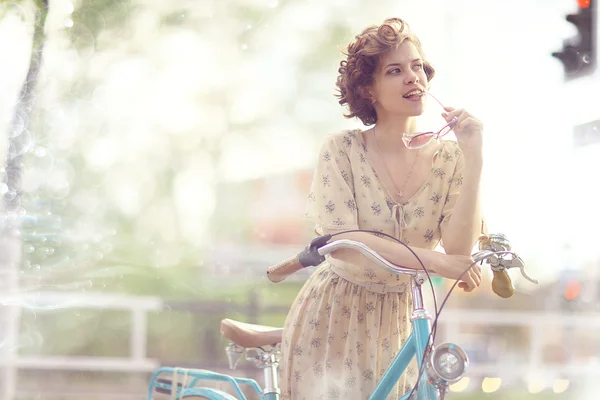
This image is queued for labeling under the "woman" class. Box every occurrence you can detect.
[280,17,485,399]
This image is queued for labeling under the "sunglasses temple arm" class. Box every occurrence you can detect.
[426,92,447,109]
[435,120,458,139]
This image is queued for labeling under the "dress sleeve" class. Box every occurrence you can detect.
[304,134,359,235]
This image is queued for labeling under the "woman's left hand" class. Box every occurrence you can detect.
[442,106,483,162]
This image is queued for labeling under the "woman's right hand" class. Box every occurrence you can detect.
[431,253,481,292]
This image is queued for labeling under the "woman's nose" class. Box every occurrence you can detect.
[405,72,419,85]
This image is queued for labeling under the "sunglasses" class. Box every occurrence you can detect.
[401,93,458,150]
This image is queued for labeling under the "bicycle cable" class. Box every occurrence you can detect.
[405,257,484,399]
[328,229,440,397]
[326,229,484,398]
[328,229,439,316]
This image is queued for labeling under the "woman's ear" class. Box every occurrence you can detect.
[367,88,377,104]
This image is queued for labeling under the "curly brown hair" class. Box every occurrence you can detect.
[336,18,436,126]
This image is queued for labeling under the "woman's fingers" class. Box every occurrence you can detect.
[442,108,483,135]
[471,269,481,287]
[462,273,477,291]
[459,280,474,292]
[460,267,481,292]
[456,113,470,128]
[443,254,481,292]
[444,108,465,122]
[472,264,482,282]
[458,282,469,292]
[458,116,483,132]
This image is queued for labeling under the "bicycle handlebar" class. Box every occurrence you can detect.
[266,233,538,298]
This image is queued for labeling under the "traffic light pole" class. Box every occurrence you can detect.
[553,1,600,143]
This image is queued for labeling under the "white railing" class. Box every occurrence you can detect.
[439,309,600,379]
[0,291,163,372]
[1,291,598,394]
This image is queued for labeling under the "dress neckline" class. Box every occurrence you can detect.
[355,129,441,207]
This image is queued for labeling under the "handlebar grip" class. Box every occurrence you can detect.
[491,269,515,298]
[266,254,304,283]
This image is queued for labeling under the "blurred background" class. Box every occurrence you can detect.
[0,0,599,399]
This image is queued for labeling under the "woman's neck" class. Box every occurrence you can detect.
[372,115,416,151]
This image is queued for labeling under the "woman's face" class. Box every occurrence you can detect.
[370,40,429,118]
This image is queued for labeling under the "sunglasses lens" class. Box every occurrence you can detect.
[404,133,434,149]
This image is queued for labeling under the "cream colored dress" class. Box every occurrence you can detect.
[279,129,468,400]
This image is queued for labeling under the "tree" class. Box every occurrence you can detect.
[0,0,49,397]
[1,0,358,395]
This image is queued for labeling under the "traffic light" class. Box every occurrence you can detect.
[552,0,597,80]
[563,279,581,301]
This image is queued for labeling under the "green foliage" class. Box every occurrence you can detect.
[300,22,353,71]
[17,281,300,365]
[19,308,129,356]
[71,0,132,40]
[161,9,187,27]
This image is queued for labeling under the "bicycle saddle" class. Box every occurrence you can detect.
[220,318,283,348]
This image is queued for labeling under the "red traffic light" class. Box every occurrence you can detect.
[564,280,581,301]
[578,0,591,8]
[552,0,596,79]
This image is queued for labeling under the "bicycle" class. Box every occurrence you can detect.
[147,232,538,400]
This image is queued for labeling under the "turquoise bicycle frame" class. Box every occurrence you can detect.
[147,367,279,399]
[369,276,439,400]
[148,346,281,400]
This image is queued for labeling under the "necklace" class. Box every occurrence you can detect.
[372,126,420,202]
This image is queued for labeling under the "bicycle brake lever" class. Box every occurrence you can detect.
[507,255,539,284]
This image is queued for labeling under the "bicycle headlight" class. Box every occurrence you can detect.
[427,343,469,383]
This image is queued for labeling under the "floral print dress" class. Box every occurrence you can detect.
[279,129,468,400]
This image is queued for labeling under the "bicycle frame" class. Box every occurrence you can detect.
[147,366,278,400]
[369,274,439,400]
[147,273,442,400]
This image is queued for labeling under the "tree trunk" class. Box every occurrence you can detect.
[0,1,48,398]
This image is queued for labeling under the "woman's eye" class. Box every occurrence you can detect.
[413,64,423,70]
[388,68,401,74]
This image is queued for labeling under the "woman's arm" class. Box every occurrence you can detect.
[329,231,481,288]
[440,157,483,255]
[439,106,485,255]
[329,231,437,271]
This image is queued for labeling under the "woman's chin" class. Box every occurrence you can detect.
[403,108,425,117]
[399,102,425,116]
[380,104,425,118]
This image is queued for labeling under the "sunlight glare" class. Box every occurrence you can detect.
[449,377,469,392]
[481,377,501,393]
